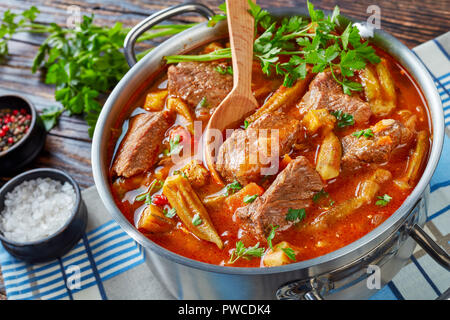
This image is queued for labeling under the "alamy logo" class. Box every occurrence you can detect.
[366,265,381,290]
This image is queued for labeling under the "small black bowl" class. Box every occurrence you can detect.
[0,168,87,263]
[0,95,47,175]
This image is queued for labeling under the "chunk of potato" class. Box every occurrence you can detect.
[163,175,223,248]
[137,204,175,234]
[302,109,336,135]
[144,90,168,112]
[316,131,342,180]
[263,241,298,267]
[180,160,210,189]
[167,97,194,134]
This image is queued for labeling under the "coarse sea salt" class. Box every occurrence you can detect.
[0,178,76,243]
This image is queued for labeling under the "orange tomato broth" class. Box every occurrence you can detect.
[109,43,431,268]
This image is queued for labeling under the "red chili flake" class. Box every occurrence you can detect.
[2,125,8,132]
[20,108,26,114]
[12,110,19,116]
[0,130,5,138]
[152,194,169,206]
[25,114,31,120]
[7,137,14,144]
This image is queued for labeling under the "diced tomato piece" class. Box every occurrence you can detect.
[152,194,169,206]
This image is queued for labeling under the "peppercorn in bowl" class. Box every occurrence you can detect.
[0,95,46,174]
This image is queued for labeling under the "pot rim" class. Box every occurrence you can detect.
[92,8,444,276]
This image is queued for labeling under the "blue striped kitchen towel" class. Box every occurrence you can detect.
[370,31,450,300]
[0,187,172,300]
[0,32,449,300]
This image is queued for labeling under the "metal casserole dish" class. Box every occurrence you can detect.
[92,3,449,299]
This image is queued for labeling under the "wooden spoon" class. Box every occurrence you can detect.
[204,0,258,185]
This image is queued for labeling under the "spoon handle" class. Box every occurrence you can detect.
[226,0,255,95]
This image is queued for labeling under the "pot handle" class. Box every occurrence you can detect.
[124,3,215,67]
[409,223,450,271]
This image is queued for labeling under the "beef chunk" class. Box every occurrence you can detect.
[341,119,415,170]
[168,61,233,108]
[112,112,171,178]
[236,156,323,240]
[216,111,301,184]
[298,70,372,124]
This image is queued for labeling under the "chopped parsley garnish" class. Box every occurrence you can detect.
[166,0,380,95]
[173,170,188,179]
[198,96,209,108]
[376,194,392,206]
[215,65,233,75]
[244,120,249,129]
[192,213,203,226]
[228,241,265,264]
[313,189,329,203]
[352,128,374,139]
[243,194,258,204]
[331,110,354,128]
[135,180,163,204]
[225,180,243,196]
[285,208,306,223]
[281,247,297,261]
[169,134,183,155]
[164,208,177,218]
[313,189,335,207]
[267,224,279,250]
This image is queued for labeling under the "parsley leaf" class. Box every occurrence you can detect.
[135,180,163,204]
[243,194,258,204]
[331,110,355,128]
[352,128,374,139]
[228,241,265,264]
[40,105,64,131]
[164,208,177,218]
[313,189,329,203]
[192,213,203,226]
[215,65,233,75]
[281,247,297,261]
[225,180,243,196]
[376,194,392,206]
[267,224,279,250]
[285,208,306,223]
[169,134,183,155]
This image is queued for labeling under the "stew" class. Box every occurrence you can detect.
[109,3,430,267]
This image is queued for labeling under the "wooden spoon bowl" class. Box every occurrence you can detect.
[204,0,258,185]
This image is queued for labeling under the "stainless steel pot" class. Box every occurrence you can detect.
[92,3,449,299]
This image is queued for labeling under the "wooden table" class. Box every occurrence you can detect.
[0,0,448,300]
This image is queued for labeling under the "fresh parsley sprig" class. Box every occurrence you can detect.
[376,194,392,206]
[285,208,306,224]
[352,128,374,138]
[331,110,354,128]
[225,180,243,196]
[228,241,265,264]
[0,7,195,136]
[166,0,381,95]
